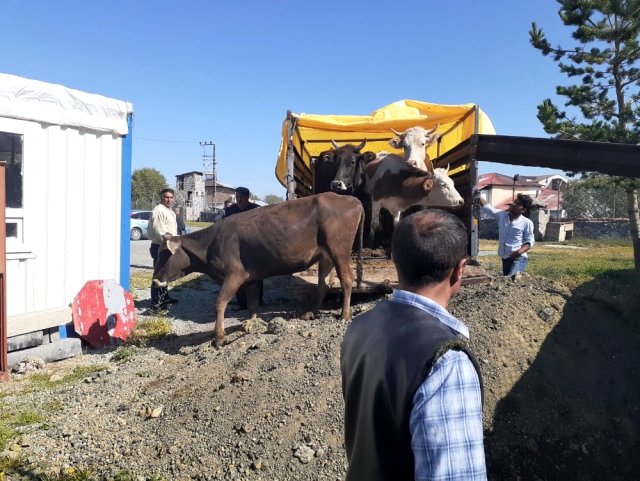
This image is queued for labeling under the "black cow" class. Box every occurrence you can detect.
[313,140,372,194]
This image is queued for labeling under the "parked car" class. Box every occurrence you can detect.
[130,210,151,241]
[130,210,192,241]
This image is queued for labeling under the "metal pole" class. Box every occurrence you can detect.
[0,161,8,382]
[285,111,297,200]
[200,141,215,211]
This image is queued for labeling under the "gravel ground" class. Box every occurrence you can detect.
[1,269,639,480]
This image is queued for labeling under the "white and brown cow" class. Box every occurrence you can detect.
[379,125,442,172]
[152,192,364,348]
[364,154,463,241]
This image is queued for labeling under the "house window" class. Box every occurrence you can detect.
[0,132,24,252]
[1,132,24,248]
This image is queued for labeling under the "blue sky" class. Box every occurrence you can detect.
[3,1,575,198]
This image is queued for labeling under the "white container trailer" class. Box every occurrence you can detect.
[0,73,134,340]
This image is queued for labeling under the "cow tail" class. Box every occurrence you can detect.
[356,202,364,288]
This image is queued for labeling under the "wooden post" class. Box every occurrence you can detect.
[0,161,8,382]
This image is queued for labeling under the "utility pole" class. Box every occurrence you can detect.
[200,141,216,211]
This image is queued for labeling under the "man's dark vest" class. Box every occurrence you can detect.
[341,299,483,481]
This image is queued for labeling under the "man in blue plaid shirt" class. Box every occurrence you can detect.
[341,209,486,481]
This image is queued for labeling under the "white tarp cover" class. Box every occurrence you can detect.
[0,73,133,136]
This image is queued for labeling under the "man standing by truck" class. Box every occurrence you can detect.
[480,193,535,278]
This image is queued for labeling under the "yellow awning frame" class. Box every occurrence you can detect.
[275,99,496,193]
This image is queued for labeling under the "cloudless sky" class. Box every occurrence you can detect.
[3,0,576,198]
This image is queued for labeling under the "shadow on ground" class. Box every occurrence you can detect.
[486,272,640,481]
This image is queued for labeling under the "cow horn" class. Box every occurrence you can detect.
[390,128,405,137]
[426,123,440,135]
[446,163,450,173]
[331,140,340,149]
[356,138,367,152]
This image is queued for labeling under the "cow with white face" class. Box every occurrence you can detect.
[363,154,464,241]
[381,125,441,172]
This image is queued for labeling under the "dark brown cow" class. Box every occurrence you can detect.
[152,192,365,347]
[313,140,370,194]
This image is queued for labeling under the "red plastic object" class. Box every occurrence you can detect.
[72,280,137,348]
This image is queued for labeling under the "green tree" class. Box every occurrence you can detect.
[264,194,284,205]
[131,168,168,209]
[530,0,640,269]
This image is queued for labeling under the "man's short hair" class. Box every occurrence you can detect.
[392,209,468,287]
[515,193,533,210]
[235,186,250,196]
[160,188,175,196]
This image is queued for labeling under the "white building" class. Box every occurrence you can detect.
[1,73,134,345]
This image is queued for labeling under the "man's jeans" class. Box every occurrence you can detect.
[502,256,528,277]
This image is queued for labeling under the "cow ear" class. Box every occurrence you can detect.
[389,137,403,149]
[422,176,434,191]
[362,151,376,163]
[166,236,181,255]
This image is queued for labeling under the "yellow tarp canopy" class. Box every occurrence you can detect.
[275,99,496,188]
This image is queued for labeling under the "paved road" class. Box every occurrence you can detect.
[130,239,153,268]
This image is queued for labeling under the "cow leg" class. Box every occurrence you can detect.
[315,256,335,310]
[332,255,354,321]
[245,281,261,319]
[369,202,381,242]
[214,274,247,348]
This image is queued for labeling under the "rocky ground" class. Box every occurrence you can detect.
[2,269,640,481]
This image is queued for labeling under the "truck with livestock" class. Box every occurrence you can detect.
[275,99,640,293]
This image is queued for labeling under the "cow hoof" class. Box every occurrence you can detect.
[301,311,315,321]
[212,337,225,349]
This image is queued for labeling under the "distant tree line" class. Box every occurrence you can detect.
[131,168,284,209]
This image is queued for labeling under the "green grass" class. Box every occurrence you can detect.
[0,404,43,451]
[479,238,635,287]
[126,317,172,346]
[111,346,138,364]
[27,365,109,391]
[186,221,211,229]
[129,269,207,291]
[478,237,638,323]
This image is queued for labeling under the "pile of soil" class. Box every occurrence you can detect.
[1,270,639,481]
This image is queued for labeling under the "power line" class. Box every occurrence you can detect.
[136,137,199,144]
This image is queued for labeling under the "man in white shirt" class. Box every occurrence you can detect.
[480,193,535,278]
[147,188,179,311]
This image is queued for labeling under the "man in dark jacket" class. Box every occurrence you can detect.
[341,209,486,481]
[221,186,262,309]
[173,206,187,235]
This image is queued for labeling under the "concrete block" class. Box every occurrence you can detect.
[8,338,83,368]
[8,331,43,352]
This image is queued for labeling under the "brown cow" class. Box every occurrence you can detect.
[364,155,464,241]
[152,192,365,347]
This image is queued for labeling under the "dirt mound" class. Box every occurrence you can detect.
[2,271,639,480]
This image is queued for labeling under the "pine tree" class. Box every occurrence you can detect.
[530,0,640,269]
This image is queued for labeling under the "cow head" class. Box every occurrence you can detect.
[328,139,371,194]
[389,125,441,172]
[422,167,464,207]
[152,234,192,287]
